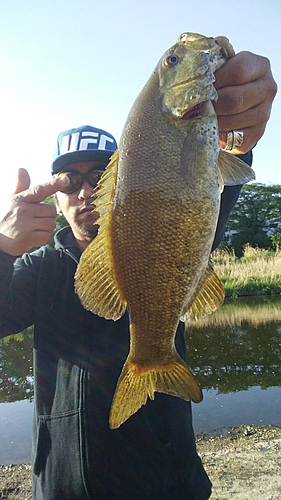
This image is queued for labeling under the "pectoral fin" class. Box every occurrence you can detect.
[75,150,127,321]
[218,149,255,187]
[181,263,225,322]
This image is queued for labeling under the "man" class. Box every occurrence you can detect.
[0,48,277,499]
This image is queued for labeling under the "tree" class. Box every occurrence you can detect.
[221,183,281,256]
[270,232,281,252]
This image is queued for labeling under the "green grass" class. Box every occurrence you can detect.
[212,244,281,298]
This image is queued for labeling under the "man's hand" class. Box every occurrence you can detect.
[213,48,277,154]
[0,168,69,256]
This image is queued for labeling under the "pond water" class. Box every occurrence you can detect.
[0,296,280,464]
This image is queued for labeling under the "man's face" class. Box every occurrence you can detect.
[55,160,107,246]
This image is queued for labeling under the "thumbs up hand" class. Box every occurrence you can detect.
[0,168,69,256]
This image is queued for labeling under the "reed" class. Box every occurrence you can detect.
[212,244,281,297]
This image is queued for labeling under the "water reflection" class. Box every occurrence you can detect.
[1,297,280,403]
[187,294,281,328]
[0,326,34,403]
[0,296,280,463]
[185,295,281,434]
[186,295,281,393]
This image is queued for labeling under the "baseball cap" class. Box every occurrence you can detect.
[51,125,118,174]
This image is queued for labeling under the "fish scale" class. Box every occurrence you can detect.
[75,32,255,429]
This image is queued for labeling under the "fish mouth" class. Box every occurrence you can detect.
[181,101,206,119]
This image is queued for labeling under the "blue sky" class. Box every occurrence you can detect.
[0,0,280,194]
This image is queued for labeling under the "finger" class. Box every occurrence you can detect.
[215,36,235,58]
[214,56,276,117]
[215,77,276,120]
[216,89,273,152]
[11,168,31,195]
[219,121,267,155]
[20,175,69,203]
[29,216,57,233]
[214,51,270,90]
[29,202,57,219]
[216,97,272,131]
[218,109,269,154]
[214,82,264,118]
[19,229,56,251]
[214,52,277,155]
[218,111,264,152]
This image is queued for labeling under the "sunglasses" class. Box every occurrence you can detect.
[57,169,104,194]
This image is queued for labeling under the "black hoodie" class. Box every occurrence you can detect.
[0,152,252,499]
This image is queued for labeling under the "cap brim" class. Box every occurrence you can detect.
[51,149,114,174]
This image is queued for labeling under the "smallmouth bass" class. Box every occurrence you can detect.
[75,33,255,429]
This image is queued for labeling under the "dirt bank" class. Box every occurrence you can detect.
[198,424,281,499]
[0,424,280,499]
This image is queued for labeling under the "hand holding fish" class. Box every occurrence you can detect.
[213,49,277,154]
[0,168,69,256]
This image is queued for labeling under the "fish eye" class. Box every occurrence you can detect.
[165,54,179,67]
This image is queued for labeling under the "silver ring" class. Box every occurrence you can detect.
[223,130,244,151]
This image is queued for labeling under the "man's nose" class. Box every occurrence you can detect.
[77,180,94,199]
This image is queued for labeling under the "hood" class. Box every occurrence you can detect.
[54,226,81,260]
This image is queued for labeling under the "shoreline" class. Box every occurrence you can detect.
[1,424,281,499]
[197,424,281,499]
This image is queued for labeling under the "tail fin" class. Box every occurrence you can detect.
[109,355,202,429]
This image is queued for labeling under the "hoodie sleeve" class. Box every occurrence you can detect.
[0,249,38,338]
[212,149,253,251]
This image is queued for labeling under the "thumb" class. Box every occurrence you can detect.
[215,36,235,58]
[11,168,31,195]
